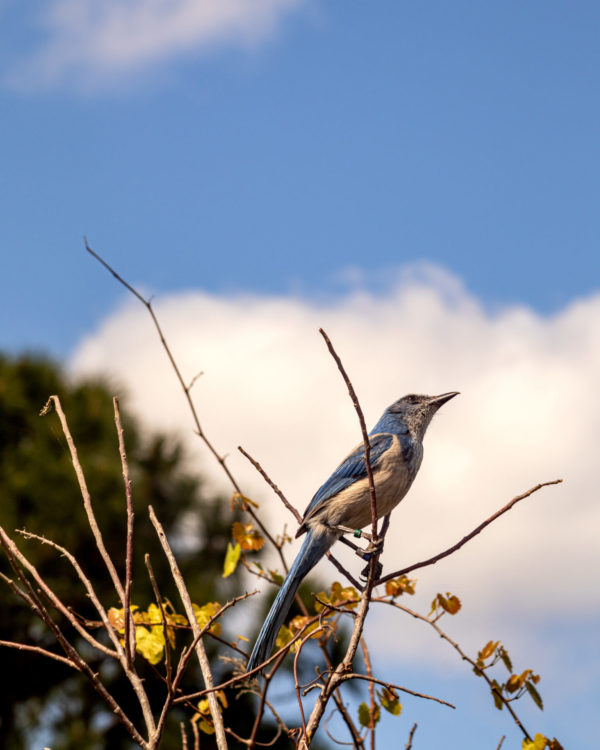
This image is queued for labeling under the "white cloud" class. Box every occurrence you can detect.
[7,0,305,89]
[70,264,600,667]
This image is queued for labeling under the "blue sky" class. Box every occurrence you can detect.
[2,1,600,356]
[1,2,599,748]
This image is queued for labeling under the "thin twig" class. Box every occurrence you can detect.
[114,397,136,667]
[319,328,378,540]
[40,396,126,605]
[0,640,81,670]
[380,598,531,739]
[149,505,227,750]
[361,639,376,750]
[336,673,454,708]
[325,549,363,590]
[0,529,148,746]
[405,723,417,750]
[145,554,172,689]
[85,241,289,576]
[495,736,506,750]
[238,446,303,525]
[13,530,118,658]
[376,480,562,586]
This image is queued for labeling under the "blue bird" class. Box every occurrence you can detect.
[246,392,458,673]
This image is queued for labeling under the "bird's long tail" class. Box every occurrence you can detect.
[246,530,335,673]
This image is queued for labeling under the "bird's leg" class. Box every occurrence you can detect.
[333,525,384,580]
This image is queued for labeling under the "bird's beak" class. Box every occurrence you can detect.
[429,391,459,409]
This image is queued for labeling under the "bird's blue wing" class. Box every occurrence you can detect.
[301,433,394,524]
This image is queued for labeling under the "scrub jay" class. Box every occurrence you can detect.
[246,392,458,672]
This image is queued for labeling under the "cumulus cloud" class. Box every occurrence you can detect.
[70,264,600,665]
[6,0,304,89]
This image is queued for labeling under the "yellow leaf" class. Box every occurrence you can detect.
[522,733,548,750]
[315,581,359,612]
[192,602,222,636]
[145,603,163,624]
[232,522,265,552]
[135,626,165,665]
[286,615,321,652]
[223,542,241,578]
[506,674,521,693]
[275,624,292,650]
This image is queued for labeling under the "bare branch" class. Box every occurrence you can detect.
[377,480,563,586]
[9,529,117,658]
[336,673,454,708]
[113,396,136,667]
[405,723,417,750]
[319,328,378,540]
[380,598,532,740]
[86,241,290,578]
[238,445,303,525]
[40,395,126,606]
[148,505,227,750]
[0,640,81,670]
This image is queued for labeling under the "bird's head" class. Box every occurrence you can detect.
[386,392,459,439]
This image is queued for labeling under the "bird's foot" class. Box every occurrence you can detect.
[359,558,383,581]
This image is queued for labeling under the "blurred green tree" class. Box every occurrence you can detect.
[0,354,284,749]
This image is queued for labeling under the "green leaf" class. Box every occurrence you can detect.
[499,647,513,672]
[358,702,371,728]
[525,680,544,710]
[135,625,165,664]
[491,681,504,711]
[222,542,241,578]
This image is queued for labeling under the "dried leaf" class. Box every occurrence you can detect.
[385,575,416,597]
[506,674,521,693]
[479,640,500,661]
[232,522,265,552]
[378,688,402,716]
[231,491,259,510]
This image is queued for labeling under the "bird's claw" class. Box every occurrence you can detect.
[359,559,383,581]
